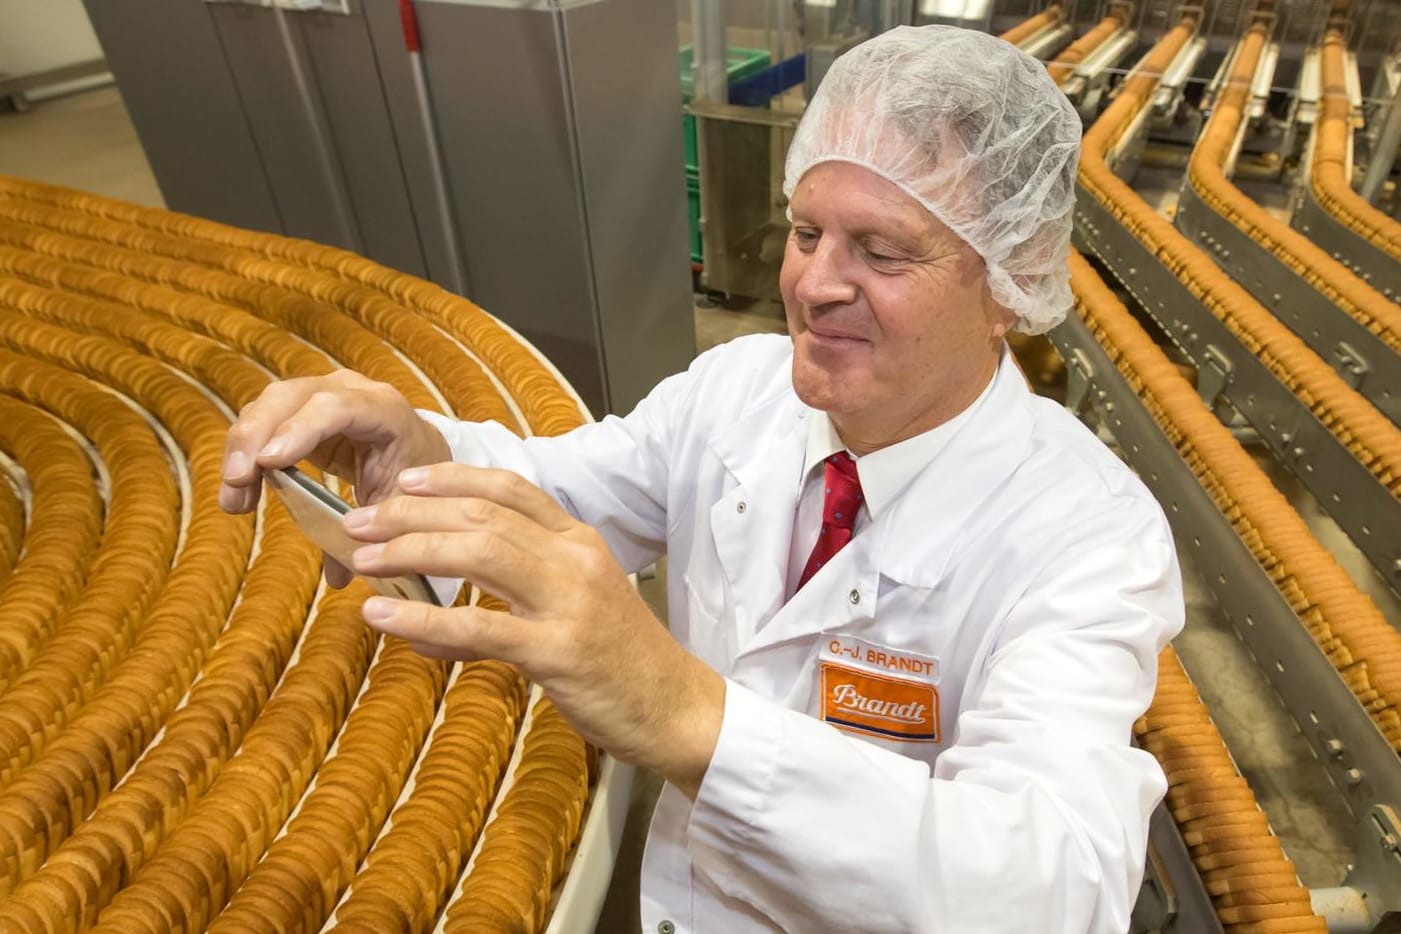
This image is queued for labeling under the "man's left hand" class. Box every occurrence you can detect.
[344,463,724,798]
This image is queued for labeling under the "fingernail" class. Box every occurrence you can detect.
[353,543,384,568]
[343,505,376,531]
[362,596,398,623]
[399,467,427,488]
[260,438,287,458]
[225,451,250,479]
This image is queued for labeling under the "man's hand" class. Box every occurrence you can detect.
[219,370,451,514]
[344,463,725,798]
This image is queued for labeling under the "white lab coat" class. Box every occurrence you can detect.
[424,334,1183,934]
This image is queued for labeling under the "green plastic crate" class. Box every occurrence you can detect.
[681,46,768,262]
[680,46,770,172]
[687,168,702,263]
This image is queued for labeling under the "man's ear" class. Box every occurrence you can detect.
[983,283,1017,342]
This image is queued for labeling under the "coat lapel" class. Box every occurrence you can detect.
[706,393,809,645]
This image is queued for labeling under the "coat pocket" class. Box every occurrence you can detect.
[682,573,734,674]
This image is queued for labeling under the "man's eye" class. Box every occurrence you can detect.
[860,240,905,263]
[793,229,819,247]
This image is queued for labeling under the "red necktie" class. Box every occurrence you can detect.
[798,452,864,590]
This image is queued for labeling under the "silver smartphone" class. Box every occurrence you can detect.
[264,466,441,605]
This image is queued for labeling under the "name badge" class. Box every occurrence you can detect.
[819,635,941,744]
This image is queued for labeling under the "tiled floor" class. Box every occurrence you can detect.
[1,82,1370,929]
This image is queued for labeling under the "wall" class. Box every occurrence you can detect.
[0,0,103,78]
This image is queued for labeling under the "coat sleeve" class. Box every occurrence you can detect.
[685,495,1183,934]
[418,340,737,575]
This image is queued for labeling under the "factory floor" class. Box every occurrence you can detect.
[0,83,1376,932]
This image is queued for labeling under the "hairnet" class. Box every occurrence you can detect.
[783,25,1081,334]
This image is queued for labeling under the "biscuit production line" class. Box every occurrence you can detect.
[0,0,1399,931]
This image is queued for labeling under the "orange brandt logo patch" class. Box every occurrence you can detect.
[820,661,940,743]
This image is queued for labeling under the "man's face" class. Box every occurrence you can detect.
[780,161,1014,450]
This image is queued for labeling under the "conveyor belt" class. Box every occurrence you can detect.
[1142,648,1326,933]
[1059,247,1401,929]
[1047,10,1127,85]
[0,174,599,933]
[1076,14,1401,598]
[1302,27,1401,297]
[998,3,1061,43]
[1068,250,1401,753]
[1177,19,1401,426]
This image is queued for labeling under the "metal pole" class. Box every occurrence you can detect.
[1360,64,1401,203]
[690,0,727,104]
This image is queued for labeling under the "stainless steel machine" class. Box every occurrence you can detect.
[81,0,696,417]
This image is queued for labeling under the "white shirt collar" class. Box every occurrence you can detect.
[799,348,1007,520]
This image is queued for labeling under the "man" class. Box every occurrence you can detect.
[221,26,1183,933]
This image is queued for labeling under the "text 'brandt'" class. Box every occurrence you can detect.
[830,683,928,724]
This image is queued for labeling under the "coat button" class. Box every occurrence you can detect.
[736,501,746,514]
[849,589,860,605]
[657,922,677,934]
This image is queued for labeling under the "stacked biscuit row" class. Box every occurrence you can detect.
[0,174,597,933]
[1313,29,1401,269]
[1141,649,1326,933]
[996,3,1060,46]
[1072,248,1401,746]
[0,327,253,902]
[0,397,103,694]
[1070,251,1333,931]
[1187,19,1401,355]
[1045,9,1125,86]
[327,656,528,933]
[442,697,594,934]
[1079,17,1401,497]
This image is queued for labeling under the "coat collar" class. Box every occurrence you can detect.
[708,347,1037,660]
[869,348,1035,589]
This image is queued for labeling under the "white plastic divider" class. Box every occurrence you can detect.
[0,450,29,521]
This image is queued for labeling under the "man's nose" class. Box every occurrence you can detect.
[794,241,858,308]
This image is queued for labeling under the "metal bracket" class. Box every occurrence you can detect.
[1132,840,1177,933]
[1065,347,1096,417]
[1197,344,1234,409]
[1340,806,1401,932]
[1129,804,1224,934]
[1332,342,1371,390]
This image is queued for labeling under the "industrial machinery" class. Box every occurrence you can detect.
[1046,0,1401,930]
[79,0,696,417]
[4,0,1401,930]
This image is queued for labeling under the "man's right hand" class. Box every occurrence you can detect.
[219,369,452,516]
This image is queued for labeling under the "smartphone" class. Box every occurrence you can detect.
[264,466,441,606]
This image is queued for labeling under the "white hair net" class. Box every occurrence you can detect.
[783,25,1081,334]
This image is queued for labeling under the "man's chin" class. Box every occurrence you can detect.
[791,359,864,415]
